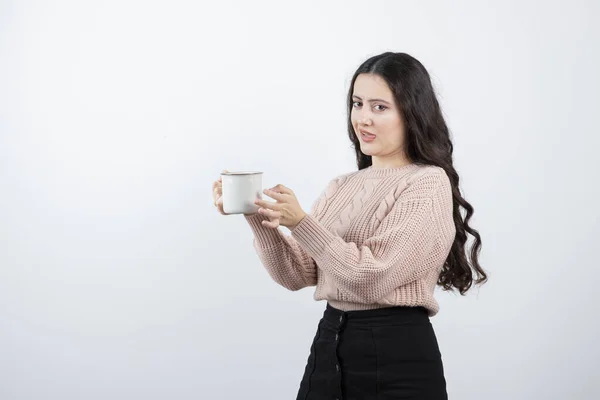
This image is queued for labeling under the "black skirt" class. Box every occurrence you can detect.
[296,303,448,400]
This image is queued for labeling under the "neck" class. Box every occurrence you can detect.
[370,155,413,170]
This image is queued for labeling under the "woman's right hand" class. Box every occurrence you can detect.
[212,170,229,215]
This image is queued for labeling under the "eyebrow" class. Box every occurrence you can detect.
[352,95,391,105]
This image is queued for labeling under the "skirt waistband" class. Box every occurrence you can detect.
[323,302,430,328]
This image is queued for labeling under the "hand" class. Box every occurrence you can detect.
[212,170,230,215]
[254,184,307,230]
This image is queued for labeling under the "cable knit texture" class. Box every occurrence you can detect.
[243,163,456,317]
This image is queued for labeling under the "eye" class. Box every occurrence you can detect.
[352,101,387,111]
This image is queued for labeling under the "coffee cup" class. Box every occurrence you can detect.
[220,171,263,215]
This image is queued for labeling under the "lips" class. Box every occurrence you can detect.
[359,129,376,143]
[359,129,375,137]
[359,129,376,140]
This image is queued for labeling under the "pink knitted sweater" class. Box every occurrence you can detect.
[244,163,456,317]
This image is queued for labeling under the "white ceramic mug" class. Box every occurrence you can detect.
[220,171,263,215]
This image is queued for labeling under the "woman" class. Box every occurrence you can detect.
[212,51,487,399]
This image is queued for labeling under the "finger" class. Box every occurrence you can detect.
[261,219,278,229]
[213,183,223,199]
[255,198,281,211]
[217,197,228,215]
[218,170,229,183]
[273,184,293,195]
[259,207,282,218]
[263,188,286,201]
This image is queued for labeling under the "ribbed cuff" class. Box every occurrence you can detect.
[290,214,337,259]
[243,213,281,248]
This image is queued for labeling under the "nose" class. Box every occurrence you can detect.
[358,117,372,126]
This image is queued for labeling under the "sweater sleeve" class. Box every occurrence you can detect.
[290,171,455,304]
[243,176,341,291]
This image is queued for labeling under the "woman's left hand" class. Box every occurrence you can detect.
[254,184,307,230]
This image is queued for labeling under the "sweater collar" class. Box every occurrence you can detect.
[359,162,421,178]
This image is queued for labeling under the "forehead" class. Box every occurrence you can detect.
[352,74,393,99]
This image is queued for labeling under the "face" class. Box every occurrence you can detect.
[351,73,410,166]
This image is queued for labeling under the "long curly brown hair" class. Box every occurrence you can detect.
[346,52,487,295]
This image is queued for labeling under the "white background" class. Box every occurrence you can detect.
[1,0,599,399]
